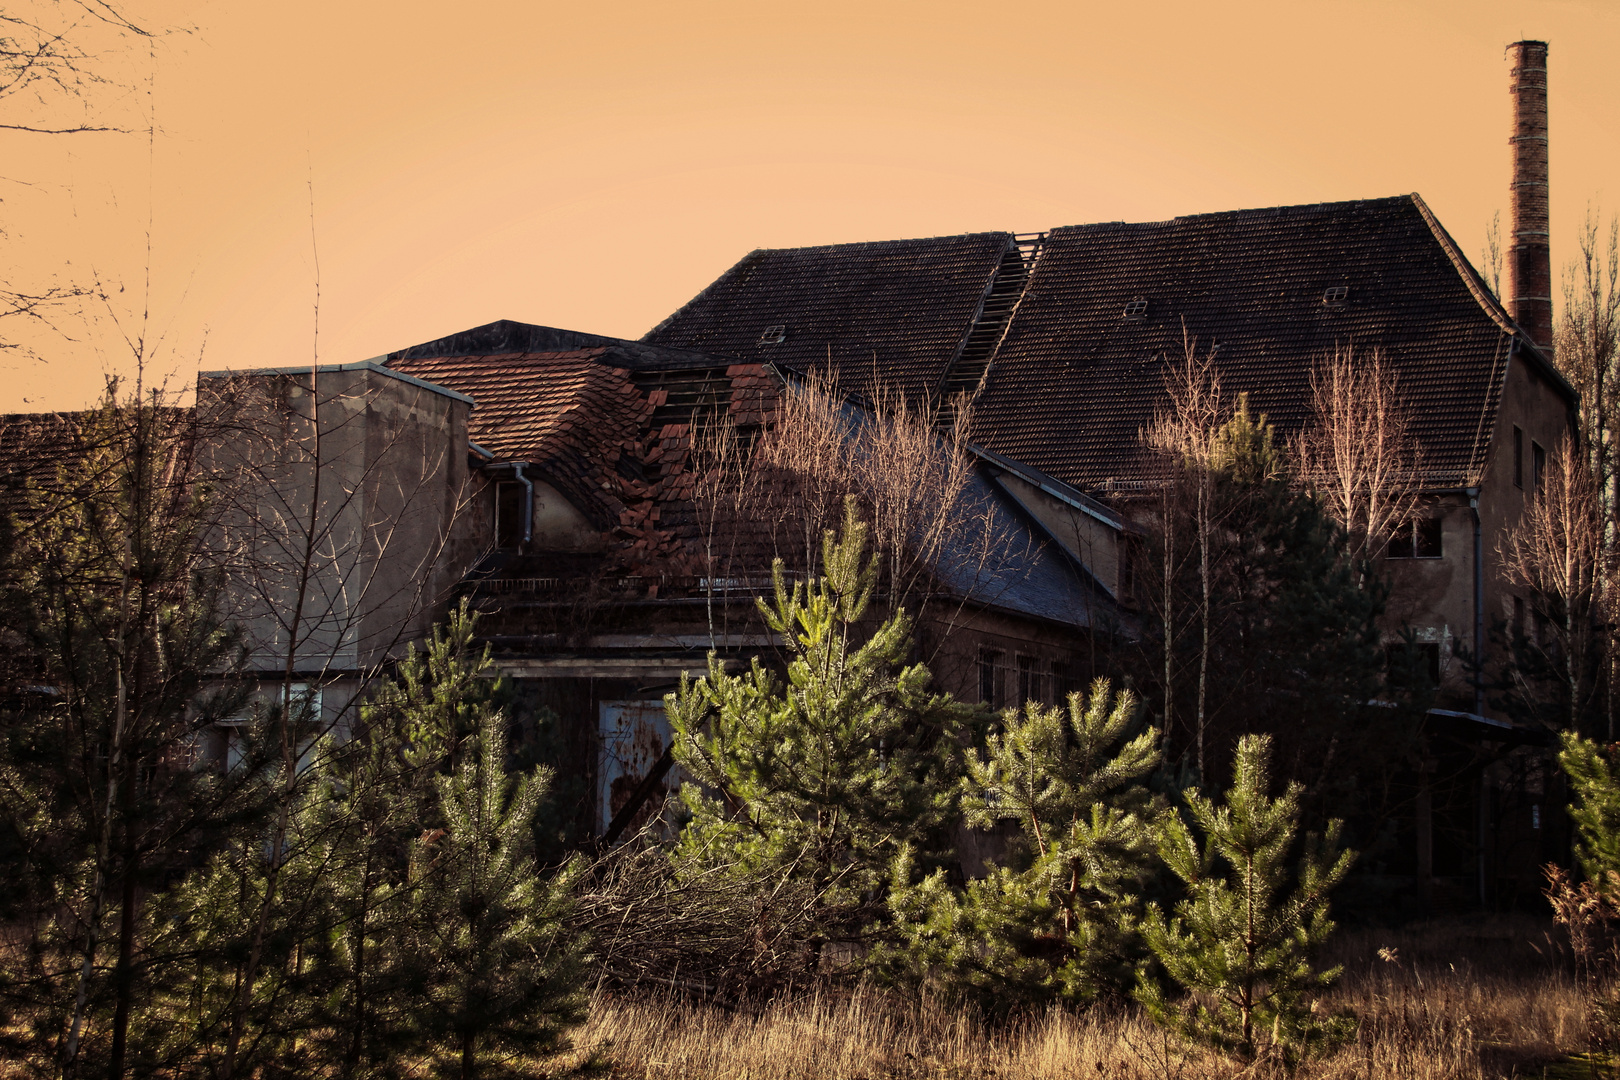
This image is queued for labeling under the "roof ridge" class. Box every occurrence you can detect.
[1048,194,1416,235]
[744,230,1015,257]
[1407,192,1517,336]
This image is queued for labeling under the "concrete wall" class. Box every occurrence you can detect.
[1380,348,1577,716]
[198,363,478,683]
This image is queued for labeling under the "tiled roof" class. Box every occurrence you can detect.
[0,411,92,524]
[653,195,1571,494]
[643,232,1016,404]
[972,194,1546,491]
[389,346,783,576]
[389,350,654,532]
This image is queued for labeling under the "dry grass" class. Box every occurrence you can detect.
[558,917,1593,1080]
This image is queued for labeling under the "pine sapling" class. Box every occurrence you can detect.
[887,678,1160,1010]
[1137,733,1354,1062]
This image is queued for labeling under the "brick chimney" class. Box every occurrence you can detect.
[1507,40,1552,351]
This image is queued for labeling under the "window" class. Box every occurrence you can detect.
[1049,661,1069,703]
[1017,655,1044,707]
[1386,642,1441,687]
[1513,426,1524,488]
[978,648,1005,709]
[1387,517,1443,559]
[1532,441,1546,493]
[1322,285,1350,308]
[495,481,525,548]
[211,683,322,773]
[1122,298,1149,320]
[759,325,786,345]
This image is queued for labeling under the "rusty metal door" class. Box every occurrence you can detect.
[597,699,675,835]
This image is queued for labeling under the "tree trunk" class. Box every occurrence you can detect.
[1162,482,1175,757]
[1197,474,1211,781]
[107,760,140,1080]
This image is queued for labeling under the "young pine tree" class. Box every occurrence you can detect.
[1561,732,1620,884]
[1137,733,1355,1062]
[141,604,584,1078]
[667,501,975,968]
[403,704,585,1080]
[0,387,270,1078]
[886,678,1161,1012]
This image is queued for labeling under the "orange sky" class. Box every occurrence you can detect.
[4,0,1618,411]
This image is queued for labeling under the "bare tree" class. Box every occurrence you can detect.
[1145,329,1224,778]
[2,1,179,359]
[1482,211,1504,301]
[1553,207,1620,739]
[1293,345,1424,563]
[1,0,155,136]
[1499,435,1607,734]
[692,370,1020,659]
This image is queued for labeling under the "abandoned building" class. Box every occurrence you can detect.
[0,41,1580,905]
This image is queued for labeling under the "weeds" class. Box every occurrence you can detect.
[558,917,1587,1080]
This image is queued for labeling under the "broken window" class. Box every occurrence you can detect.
[978,648,1005,710]
[1386,642,1441,688]
[1016,654,1043,707]
[495,481,525,549]
[1387,517,1443,560]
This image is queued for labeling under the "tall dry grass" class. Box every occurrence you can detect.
[558,917,1590,1080]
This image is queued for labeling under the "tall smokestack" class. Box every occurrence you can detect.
[1507,40,1552,351]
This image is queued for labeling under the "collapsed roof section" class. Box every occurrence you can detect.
[385,326,1108,631]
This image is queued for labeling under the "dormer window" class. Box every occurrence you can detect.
[759,325,786,345]
[1122,298,1149,320]
[1323,286,1349,309]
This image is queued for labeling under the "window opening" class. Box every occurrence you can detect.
[1122,298,1149,320]
[495,481,524,549]
[978,648,1005,710]
[1386,642,1441,687]
[1323,286,1349,308]
[1016,654,1042,707]
[1513,426,1524,488]
[1532,441,1546,493]
[759,325,786,345]
[1387,517,1443,559]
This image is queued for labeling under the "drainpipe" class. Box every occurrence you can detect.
[1470,486,1488,908]
[1469,487,1484,717]
[512,462,534,548]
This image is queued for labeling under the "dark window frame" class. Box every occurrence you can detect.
[495,481,525,549]
[1387,517,1444,560]
[1386,642,1442,688]
[978,648,1005,710]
